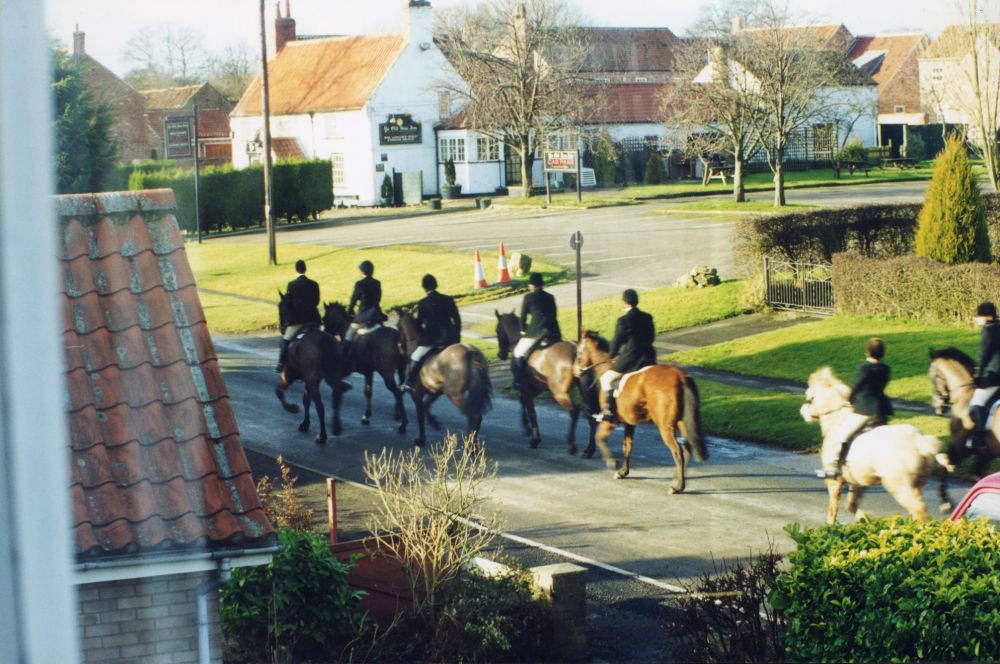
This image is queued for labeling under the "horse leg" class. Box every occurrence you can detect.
[566,402,580,456]
[411,390,427,447]
[298,389,311,432]
[616,425,636,480]
[425,392,443,430]
[582,412,597,459]
[467,413,483,447]
[523,396,541,448]
[655,421,686,494]
[520,401,532,436]
[380,369,408,434]
[330,383,343,437]
[309,382,327,444]
[275,375,300,414]
[846,484,867,522]
[594,421,618,472]
[361,372,373,425]
[825,478,844,524]
[885,480,929,521]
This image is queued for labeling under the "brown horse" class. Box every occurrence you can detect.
[323,302,408,434]
[495,311,595,454]
[396,311,493,447]
[928,347,1000,509]
[573,331,707,492]
[275,291,348,443]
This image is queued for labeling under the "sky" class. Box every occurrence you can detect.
[45,0,962,78]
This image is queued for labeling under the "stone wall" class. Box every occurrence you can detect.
[77,571,222,664]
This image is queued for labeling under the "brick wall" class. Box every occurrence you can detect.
[77,572,222,664]
[75,54,154,164]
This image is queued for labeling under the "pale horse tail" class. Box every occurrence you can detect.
[918,434,955,473]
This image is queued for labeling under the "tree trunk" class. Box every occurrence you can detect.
[773,145,785,207]
[732,156,745,202]
[520,153,534,197]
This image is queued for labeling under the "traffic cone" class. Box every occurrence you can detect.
[497,241,512,284]
[473,250,488,289]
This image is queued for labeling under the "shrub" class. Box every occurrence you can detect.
[444,158,456,186]
[644,152,666,185]
[770,517,1000,663]
[254,455,315,532]
[593,149,617,185]
[833,252,1000,325]
[915,135,990,264]
[904,132,926,160]
[671,549,785,663]
[220,528,363,663]
[381,174,394,205]
[840,139,867,164]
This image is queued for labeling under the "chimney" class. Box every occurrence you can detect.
[404,1,433,48]
[275,0,296,53]
[512,3,528,43]
[732,14,743,34]
[72,25,85,56]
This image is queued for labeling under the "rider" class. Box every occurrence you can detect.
[511,272,561,391]
[401,274,461,392]
[598,289,656,423]
[819,338,893,479]
[276,259,321,373]
[343,259,384,356]
[969,301,1000,451]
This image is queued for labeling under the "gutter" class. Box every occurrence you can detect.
[73,544,283,585]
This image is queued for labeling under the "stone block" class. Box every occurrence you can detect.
[531,562,587,661]
[510,252,532,277]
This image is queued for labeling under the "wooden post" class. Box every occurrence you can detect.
[326,477,338,545]
[576,148,582,203]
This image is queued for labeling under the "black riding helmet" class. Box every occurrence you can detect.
[977,301,997,319]
[528,272,543,287]
[359,260,374,276]
[623,289,639,306]
[422,274,438,291]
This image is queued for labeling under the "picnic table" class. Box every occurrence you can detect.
[702,161,735,186]
[882,157,918,169]
[839,160,871,176]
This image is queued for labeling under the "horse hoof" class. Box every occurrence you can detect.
[528,438,541,449]
[314,435,327,445]
[412,438,425,448]
[582,448,595,459]
[298,423,309,432]
[333,423,343,436]
[284,404,300,414]
[361,417,370,426]
[567,445,577,456]
[668,486,683,495]
[939,502,953,514]
[396,425,407,435]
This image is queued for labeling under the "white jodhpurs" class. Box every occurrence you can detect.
[513,337,536,358]
[971,386,999,408]
[410,346,433,362]
[821,411,871,471]
[600,370,623,393]
[282,323,305,341]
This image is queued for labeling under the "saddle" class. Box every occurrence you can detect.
[293,323,320,341]
[355,323,383,337]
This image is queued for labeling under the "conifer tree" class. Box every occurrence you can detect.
[644,152,666,185]
[914,135,989,264]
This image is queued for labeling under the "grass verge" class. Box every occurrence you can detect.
[662,200,816,213]
[670,315,978,403]
[189,242,566,334]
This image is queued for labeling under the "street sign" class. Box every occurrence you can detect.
[164,116,193,159]
[569,231,584,250]
[543,150,578,172]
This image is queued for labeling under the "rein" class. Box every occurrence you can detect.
[576,359,610,373]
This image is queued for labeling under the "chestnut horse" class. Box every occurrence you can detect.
[396,311,493,447]
[495,311,596,454]
[322,302,407,434]
[928,347,1000,509]
[275,291,349,443]
[802,367,953,523]
[573,331,707,493]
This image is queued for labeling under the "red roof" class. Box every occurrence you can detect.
[197,108,230,139]
[58,189,274,560]
[589,83,667,124]
[573,28,684,72]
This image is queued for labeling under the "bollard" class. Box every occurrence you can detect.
[531,563,587,660]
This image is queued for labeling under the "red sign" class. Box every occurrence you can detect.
[543,150,578,172]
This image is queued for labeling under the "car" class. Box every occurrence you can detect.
[949,472,1000,526]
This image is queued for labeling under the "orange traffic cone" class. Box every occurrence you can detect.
[497,241,511,284]
[473,250,488,289]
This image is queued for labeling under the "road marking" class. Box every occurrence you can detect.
[256,450,687,595]
[588,253,660,264]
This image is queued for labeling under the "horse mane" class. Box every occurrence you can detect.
[929,347,975,374]
[583,330,610,352]
[807,366,851,401]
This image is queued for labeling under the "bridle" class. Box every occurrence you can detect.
[803,394,849,419]
[574,359,609,373]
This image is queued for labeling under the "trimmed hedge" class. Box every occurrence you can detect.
[129,160,333,234]
[833,252,1000,325]
[771,517,1000,663]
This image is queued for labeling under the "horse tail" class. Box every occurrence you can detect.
[682,375,707,461]
[462,349,493,418]
[920,434,955,472]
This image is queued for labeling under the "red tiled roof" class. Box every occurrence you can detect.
[846,33,927,87]
[144,84,202,110]
[197,108,230,139]
[272,137,305,161]
[923,23,1000,59]
[589,83,667,124]
[573,27,684,72]
[231,35,406,117]
[57,189,275,560]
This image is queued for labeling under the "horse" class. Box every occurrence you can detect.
[928,347,1000,509]
[275,291,349,443]
[801,367,953,524]
[396,310,493,447]
[573,331,707,493]
[494,311,596,454]
[322,302,408,434]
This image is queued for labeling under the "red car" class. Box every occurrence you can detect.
[949,472,1000,525]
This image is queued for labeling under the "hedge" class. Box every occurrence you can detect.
[833,252,1000,325]
[129,159,333,234]
[771,517,1000,663]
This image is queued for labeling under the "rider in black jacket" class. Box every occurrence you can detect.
[401,274,461,392]
[969,301,1000,450]
[598,289,656,422]
[343,260,385,355]
[511,272,561,391]
[276,259,321,373]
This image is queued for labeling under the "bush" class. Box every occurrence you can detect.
[254,455,315,532]
[904,132,926,160]
[833,252,1000,325]
[771,517,1000,663]
[444,158,456,186]
[915,135,990,264]
[381,174,394,206]
[840,139,868,164]
[644,152,666,185]
[220,528,364,663]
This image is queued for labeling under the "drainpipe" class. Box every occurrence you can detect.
[197,558,232,664]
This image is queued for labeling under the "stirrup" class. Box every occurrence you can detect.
[594,410,617,423]
[814,468,840,480]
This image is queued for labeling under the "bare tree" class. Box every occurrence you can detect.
[121,24,209,89]
[206,44,259,101]
[436,0,592,197]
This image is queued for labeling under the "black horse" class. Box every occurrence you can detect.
[396,311,493,447]
[495,311,596,454]
[275,291,349,443]
[323,302,408,434]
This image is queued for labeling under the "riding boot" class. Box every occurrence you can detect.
[968,405,987,451]
[510,357,526,391]
[275,339,289,373]
[401,360,421,392]
[599,389,617,423]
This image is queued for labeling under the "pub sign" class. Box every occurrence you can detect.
[379,114,422,145]
[543,150,578,172]
[164,116,193,159]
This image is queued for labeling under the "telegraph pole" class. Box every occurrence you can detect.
[259,0,276,265]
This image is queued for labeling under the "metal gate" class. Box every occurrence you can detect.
[764,257,833,314]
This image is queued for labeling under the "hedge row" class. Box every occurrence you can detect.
[833,252,1000,325]
[129,160,333,234]
[772,517,1000,663]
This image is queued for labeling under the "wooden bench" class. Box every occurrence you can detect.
[840,160,871,176]
[882,157,918,170]
[702,162,735,186]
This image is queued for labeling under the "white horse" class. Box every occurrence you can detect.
[801,367,953,524]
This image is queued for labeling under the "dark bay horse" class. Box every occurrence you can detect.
[928,347,1000,509]
[323,302,408,434]
[495,311,595,453]
[396,311,492,447]
[275,292,348,443]
[573,331,707,493]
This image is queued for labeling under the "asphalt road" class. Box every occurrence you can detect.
[217,333,961,592]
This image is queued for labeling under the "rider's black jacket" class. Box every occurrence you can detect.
[978,321,1000,388]
[609,307,656,373]
[849,361,893,424]
[286,274,321,325]
[416,290,461,347]
[520,289,561,340]
[349,276,384,324]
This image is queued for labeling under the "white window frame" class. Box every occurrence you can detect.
[476,137,500,162]
[439,137,466,163]
[331,153,346,186]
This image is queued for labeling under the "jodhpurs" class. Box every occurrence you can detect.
[600,370,623,394]
[971,386,999,409]
[821,411,872,471]
[513,337,537,359]
[282,323,305,341]
[410,346,433,363]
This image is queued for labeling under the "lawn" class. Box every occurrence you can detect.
[474,280,747,343]
[493,164,935,208]
[188,242,565,334]
[670,315,979,403]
